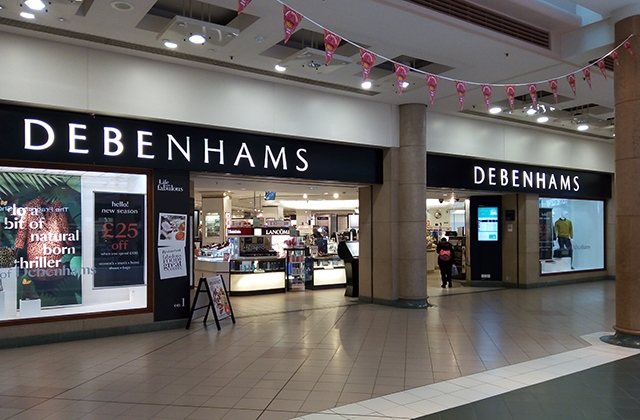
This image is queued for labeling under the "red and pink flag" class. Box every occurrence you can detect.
[625,40,635,58]
[597,59,607,79]
[426,74,439,105]
[505,85,516,110]
[481,84,492,110]
[583,68,591,89]
[394,63,409,95]
[238,0,251,14]
[549,79,559,103]
[611,50,620,67]
[283,6,303,44]
[359,49,376,81]
[455,81,467,109]
[528,84,538,109]
[323,30,341,66]
[567,74,577,96]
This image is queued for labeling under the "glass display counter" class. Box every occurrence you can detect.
[312,255,346,289]
[228,257,285,295]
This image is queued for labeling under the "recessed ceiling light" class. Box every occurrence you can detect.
[189,34,206,44]
[24,0,45,10]
[163,40,178,49]
[274,64,286,72]
[20,11,35,19]
[577,124,589,131]
[537,116,549,123]
[110,1,134,11]
[401,81,409,88]
[303,193,308,199]
[526,107,537,115]
[489,107,502,114]
[333,193,339,198]
[58,17,66,22]
[361,80,372,89]
[0,6,4,10]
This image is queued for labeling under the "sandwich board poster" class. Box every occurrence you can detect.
[206,275,231,320]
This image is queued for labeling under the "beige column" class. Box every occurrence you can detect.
[603,15,640,346]
[397,104,428,307]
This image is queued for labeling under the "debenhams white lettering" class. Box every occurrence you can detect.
[24,119,309,172]
[473,166,579,191]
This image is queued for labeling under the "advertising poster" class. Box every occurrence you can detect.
[94,192,145,288]
[539,208,553,259]
[158,213,187,247]
[0,171,82,307]
[206,275,231,320]
[158,246,187,280]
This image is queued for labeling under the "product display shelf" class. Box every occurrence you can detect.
[285,248,309,292]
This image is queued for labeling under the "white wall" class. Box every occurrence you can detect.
[0,31,397,148]
[426,112,614,173]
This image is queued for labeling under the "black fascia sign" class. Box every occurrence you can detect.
[0,104,383,185]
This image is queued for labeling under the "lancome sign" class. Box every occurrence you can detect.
[0,104,382,185]
[427,154,612,198]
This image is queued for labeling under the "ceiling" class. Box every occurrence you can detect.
[0,0,635,207]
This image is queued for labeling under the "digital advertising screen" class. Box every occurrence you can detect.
[478,206,499,242]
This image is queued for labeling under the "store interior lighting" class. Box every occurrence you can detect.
[163,40,178,49]
[20,11,35,19]
[189,34,206,44]
[274,64,286,72]
[361,80,372,89]
[489,107,502,114]
[24,0,45,11]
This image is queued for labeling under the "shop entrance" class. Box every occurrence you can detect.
[191,173,363,312]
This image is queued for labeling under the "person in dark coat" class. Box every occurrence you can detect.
[436,237,455,288]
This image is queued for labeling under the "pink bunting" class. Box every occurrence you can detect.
[426,74,439,105]
[359,49,376,81]
[597,59,607,79]
[481,85,492,110]
[583,68,591,89]
[567,74,577,96]
[528,84,538,109]
[625,40,635,58]
[394,63,409,95]
[323,30,341,66]
[611,50,620,67]
[238,0,252,14]
[283,5,303,44]
[505,85,516,111]
[455,81,467,110]
[548,80,558,103]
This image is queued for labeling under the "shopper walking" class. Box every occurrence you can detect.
[436,237,455,288]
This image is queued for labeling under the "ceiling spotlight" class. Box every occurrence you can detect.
[401,81,410,89]
[58,17,66,22]
[537,116,549,123]
[526,107,537,115]
[361,80,372,89]
[20,11,35,19]
[24,0,45,10]
[163,40,178,49]
[303,193,308,199]
[274,64,286,72]
[333,193,339,199]
[188,34,206,44]
[577,124,589,131]
[489,107,502,114]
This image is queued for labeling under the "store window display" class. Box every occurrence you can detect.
[539,198,604,274]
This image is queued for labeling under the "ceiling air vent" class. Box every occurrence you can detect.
[406,0,550,49]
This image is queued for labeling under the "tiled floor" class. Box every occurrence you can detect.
[0,278,624,419]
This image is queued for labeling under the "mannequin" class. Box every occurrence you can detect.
[554,210,574,268]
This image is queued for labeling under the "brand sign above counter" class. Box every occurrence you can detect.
[427,154,612,198]
[0,104,383,185]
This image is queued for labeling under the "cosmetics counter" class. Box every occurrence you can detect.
[195,226,347,295]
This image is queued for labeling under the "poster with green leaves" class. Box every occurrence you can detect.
[0,171,82,308]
